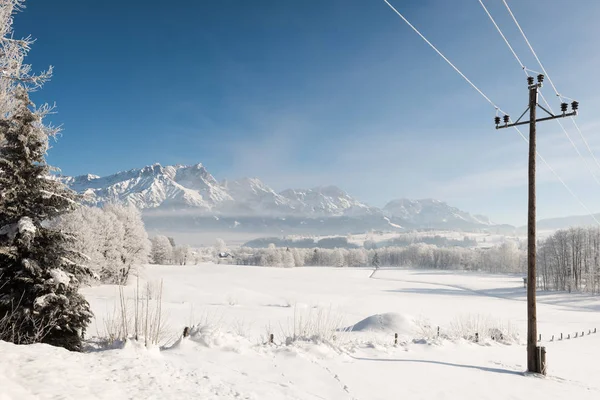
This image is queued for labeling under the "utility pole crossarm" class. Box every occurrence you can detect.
[495,77,579,130]
[496,110,577,129]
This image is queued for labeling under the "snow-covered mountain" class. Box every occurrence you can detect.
[280,186,378,217]
[220,178,294,216]
[62,162,499,232]
[61,164,377,218]
[61,164,225,211]
[383,198,493,228]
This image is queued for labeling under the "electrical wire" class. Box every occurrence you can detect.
[477,0,600,187]
[382,0,600,225]
[477,0,527,75]
[502,0,600,173]
[382,0,506,114]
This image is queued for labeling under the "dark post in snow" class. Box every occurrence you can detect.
[495,74,578,375]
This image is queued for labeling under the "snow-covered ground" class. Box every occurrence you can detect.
[2,264,600,399]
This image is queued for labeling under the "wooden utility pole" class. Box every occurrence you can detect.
[527,80,538,373]
[496,74,578,374]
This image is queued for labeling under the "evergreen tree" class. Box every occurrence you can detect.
[372,252,381,268]
[0,88,92,351]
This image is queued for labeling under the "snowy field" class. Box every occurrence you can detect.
[2,263,600,399]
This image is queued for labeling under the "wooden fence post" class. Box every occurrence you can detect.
[269,333,274,344]
[560,333,563,340]
[539,346,547,376]
[183,326,190,338]
[394,333,398,345]
[437,326,440,337]
[475,333,479,343]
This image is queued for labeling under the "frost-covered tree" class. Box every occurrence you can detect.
[102,204,150,282]
[52,206,103,276]
[292,248,305,267]
[150,235,173,265]
[265,243,282,266]
[214,238,226,254]
[0,88,92,351]
[0,1,53,144]
[173,245,190,265]
[283,248,295,268]
[54,204,150,284]
[333,248,346,268]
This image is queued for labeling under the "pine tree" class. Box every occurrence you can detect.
[0,88,92,351]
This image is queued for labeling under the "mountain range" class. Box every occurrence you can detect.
[60,163,510,234]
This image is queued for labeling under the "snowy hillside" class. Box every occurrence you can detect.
[62,163,500,232]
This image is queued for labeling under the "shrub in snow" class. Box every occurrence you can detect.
[448,314,519,344]
[100,279,170,348]
[0,88,93,351]
[279,306,346,345]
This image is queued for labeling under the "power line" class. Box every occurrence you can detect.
[381,0,505,114]
[501,0,600,173]
[477,0,527,75]
[477,0,600,187]
[513,126,600,225]
[382,0,600,225]
[501,0,558,94]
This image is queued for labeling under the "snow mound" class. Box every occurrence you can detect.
[347,313,416,334]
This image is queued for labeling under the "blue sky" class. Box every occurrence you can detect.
[13,0,600,225]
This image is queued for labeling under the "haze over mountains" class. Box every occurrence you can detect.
[61,162,590,235]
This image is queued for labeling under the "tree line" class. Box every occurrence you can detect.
[538,227,600,294]
[232,229,600,294]
[232,242,525,271]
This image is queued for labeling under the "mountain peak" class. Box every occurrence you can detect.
[61,162,496,229]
